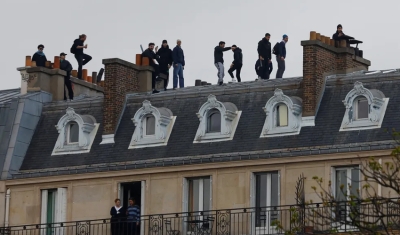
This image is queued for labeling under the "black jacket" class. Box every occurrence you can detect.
[60,59,73,76]
[156,46,173,71]
[332,31,348,41]
[142,48,159,66]
[73,39,84,55]
[110,206,126,220]
[257,38,271,60]
[32,52,47,67]
[232,48,243,65]
[214,46,231,64]
[172,46,185,66]
[255,59,262,76]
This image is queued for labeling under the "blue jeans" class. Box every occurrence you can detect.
[173,64,184,88]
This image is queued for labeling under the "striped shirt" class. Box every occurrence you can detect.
[127,205,140,222]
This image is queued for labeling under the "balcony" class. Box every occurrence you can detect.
[1,201,400,235]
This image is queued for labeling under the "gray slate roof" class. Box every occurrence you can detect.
[17,70,400,178]
[0,88,21,106]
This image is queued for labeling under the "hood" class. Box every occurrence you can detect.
[159,45,170,50]
[235,48,242,53]
[262,37,270,43]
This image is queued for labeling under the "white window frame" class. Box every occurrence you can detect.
[41,188,67,235]
[206,109,221,133]
[143,115,156,137]
[53,107,99,155]
[260,88,302,138]
[194,95,241,143]
[251,172,280,235]
[276,103,289,127]
[354,97,369,120]
[66,122,79,144]
[129,100,176,149]
[340,81,389,132]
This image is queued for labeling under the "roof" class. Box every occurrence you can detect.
[0,88,21,106]
[16,70,400,178]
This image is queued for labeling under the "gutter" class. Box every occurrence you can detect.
[5,188,10,227]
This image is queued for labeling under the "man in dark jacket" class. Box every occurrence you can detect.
[72,34,92,80]
[142,42,160,94]
[214,41,231,85]
[332,24,350,46]
[228,45,243,82]
[32,44,47,67]
[276,34,288,78]
[157,40,173,91]
[59,53,74,101]
[257,33,273,79]
[172,39,185,89]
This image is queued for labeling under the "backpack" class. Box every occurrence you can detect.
[70,43,76,54]
[272,42,280,55]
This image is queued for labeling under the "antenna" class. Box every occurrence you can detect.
[140,45,144,53]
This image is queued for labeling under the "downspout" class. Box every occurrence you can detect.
[5,188,10,227]
[378,158,382,197]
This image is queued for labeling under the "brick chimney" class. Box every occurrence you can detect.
[100,58,157,144]
[301,31,371,125]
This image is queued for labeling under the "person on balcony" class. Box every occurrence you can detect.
[110,198,126,235]
[32,44,47,67]
[126,198,140,235]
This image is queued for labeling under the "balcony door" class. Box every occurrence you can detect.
[118,181,145,235]
[40,188,67,235]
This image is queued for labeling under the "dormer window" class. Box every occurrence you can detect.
[207,109,221,133]
[67,122,79,144]
[129,100,176,149]
[276,104,288,127]
[260,89,302,138]
[53,107,99,155]
[194,95,242,143]
[340,82,389,131]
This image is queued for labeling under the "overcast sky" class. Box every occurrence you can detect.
[0,0,399,90]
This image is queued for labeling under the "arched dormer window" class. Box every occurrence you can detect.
[340,81,389,131]
[260,89,302,138]
[129,100,176,149]
[194,94,242,143]
[52,107,99,155]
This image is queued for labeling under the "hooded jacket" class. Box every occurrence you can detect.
[60,59,73,75]
[156,46,173,71]
[257,38,272,61]
[142,48,159,66]
[214,46,231,64]
[232,48,243,65]
[32,51,47,67]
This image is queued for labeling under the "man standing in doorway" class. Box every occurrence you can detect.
[32,44,47,67]
[59,53,74,101]
[276,35,288,79]
[214,41,231,85]
[172,39,185,89]
[126,198,140,235]
[257,33,273,79]
[228,45,243,82]
[72,34,92,80]
[142,43,160,94]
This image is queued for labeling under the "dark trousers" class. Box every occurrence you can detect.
[64,76,74,100]
[126,222,137,235]
[164,73,169,90]
[228,64,242,82]
[75,53,92,79]
[276,56,285,78]
[150,64,159,90]
[111,219,124,235]
[260,60,273,79]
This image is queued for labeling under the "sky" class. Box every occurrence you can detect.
[0,0,399,90]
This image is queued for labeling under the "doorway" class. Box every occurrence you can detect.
[119,182,142,209]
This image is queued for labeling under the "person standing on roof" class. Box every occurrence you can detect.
[142,42,160,94]
[59,52,74,101]
[32,44,47,67]
[71,34,92,80]
[276,34,288,79]
[157,40,173,91]
[332,24,350,46]
[214,41,231,85]
[228,45,243,82]
[172,39,185,89]
[257,33,273,79]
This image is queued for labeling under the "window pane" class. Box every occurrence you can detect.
[189,179,200,212]
[203,178,211,211]
[270,173,279,207]
[69,122,79,143]
[146,116,155,135]
[207,110,221,133]
[335,169,347,201]
[357,98,369,119]
[256,174,267,208]
[350,168,360,198]
[277,105,288,127]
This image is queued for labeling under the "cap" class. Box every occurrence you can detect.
[38,44,44,49]
[283,34,288,39]
[231,45,237,48]
[60,52,67,56]
[162,40,168,44]
[337,24,342,29]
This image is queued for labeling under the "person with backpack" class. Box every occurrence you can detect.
[228,45,243,82]
[257,33,273,79]
[32,44,47,67]
[70,34,92,80]
[214,41,231,85]
[276,34,288,78]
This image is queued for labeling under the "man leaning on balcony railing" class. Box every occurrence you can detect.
[126,198,141,235]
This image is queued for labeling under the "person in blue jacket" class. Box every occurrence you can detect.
[172,39,185,89]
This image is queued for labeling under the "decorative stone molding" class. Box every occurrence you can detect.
[260,89,303,137]
[129,100,176,149]
[194,94,241,143]
[340,81,389,131]
[52,107,99,155]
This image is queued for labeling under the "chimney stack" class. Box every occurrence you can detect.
[301,30,371,124]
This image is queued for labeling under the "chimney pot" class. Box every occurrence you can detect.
[201,81,207,86]
[310,31,316,40]
[53,56,60,69]
[71,70,78,77]
[316,33,321,41]
[195,79,202,86]
[87,76,92,83]
[142,57,149,66]
[339,40,347,48]
[25,56,32,67]
[320,36,326,44]
[45,61,51,68]
[92,72,97,84]
[330,39,335,47]
[31,61,37,67]
[136,54,142,65]
[82,69,88,81]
